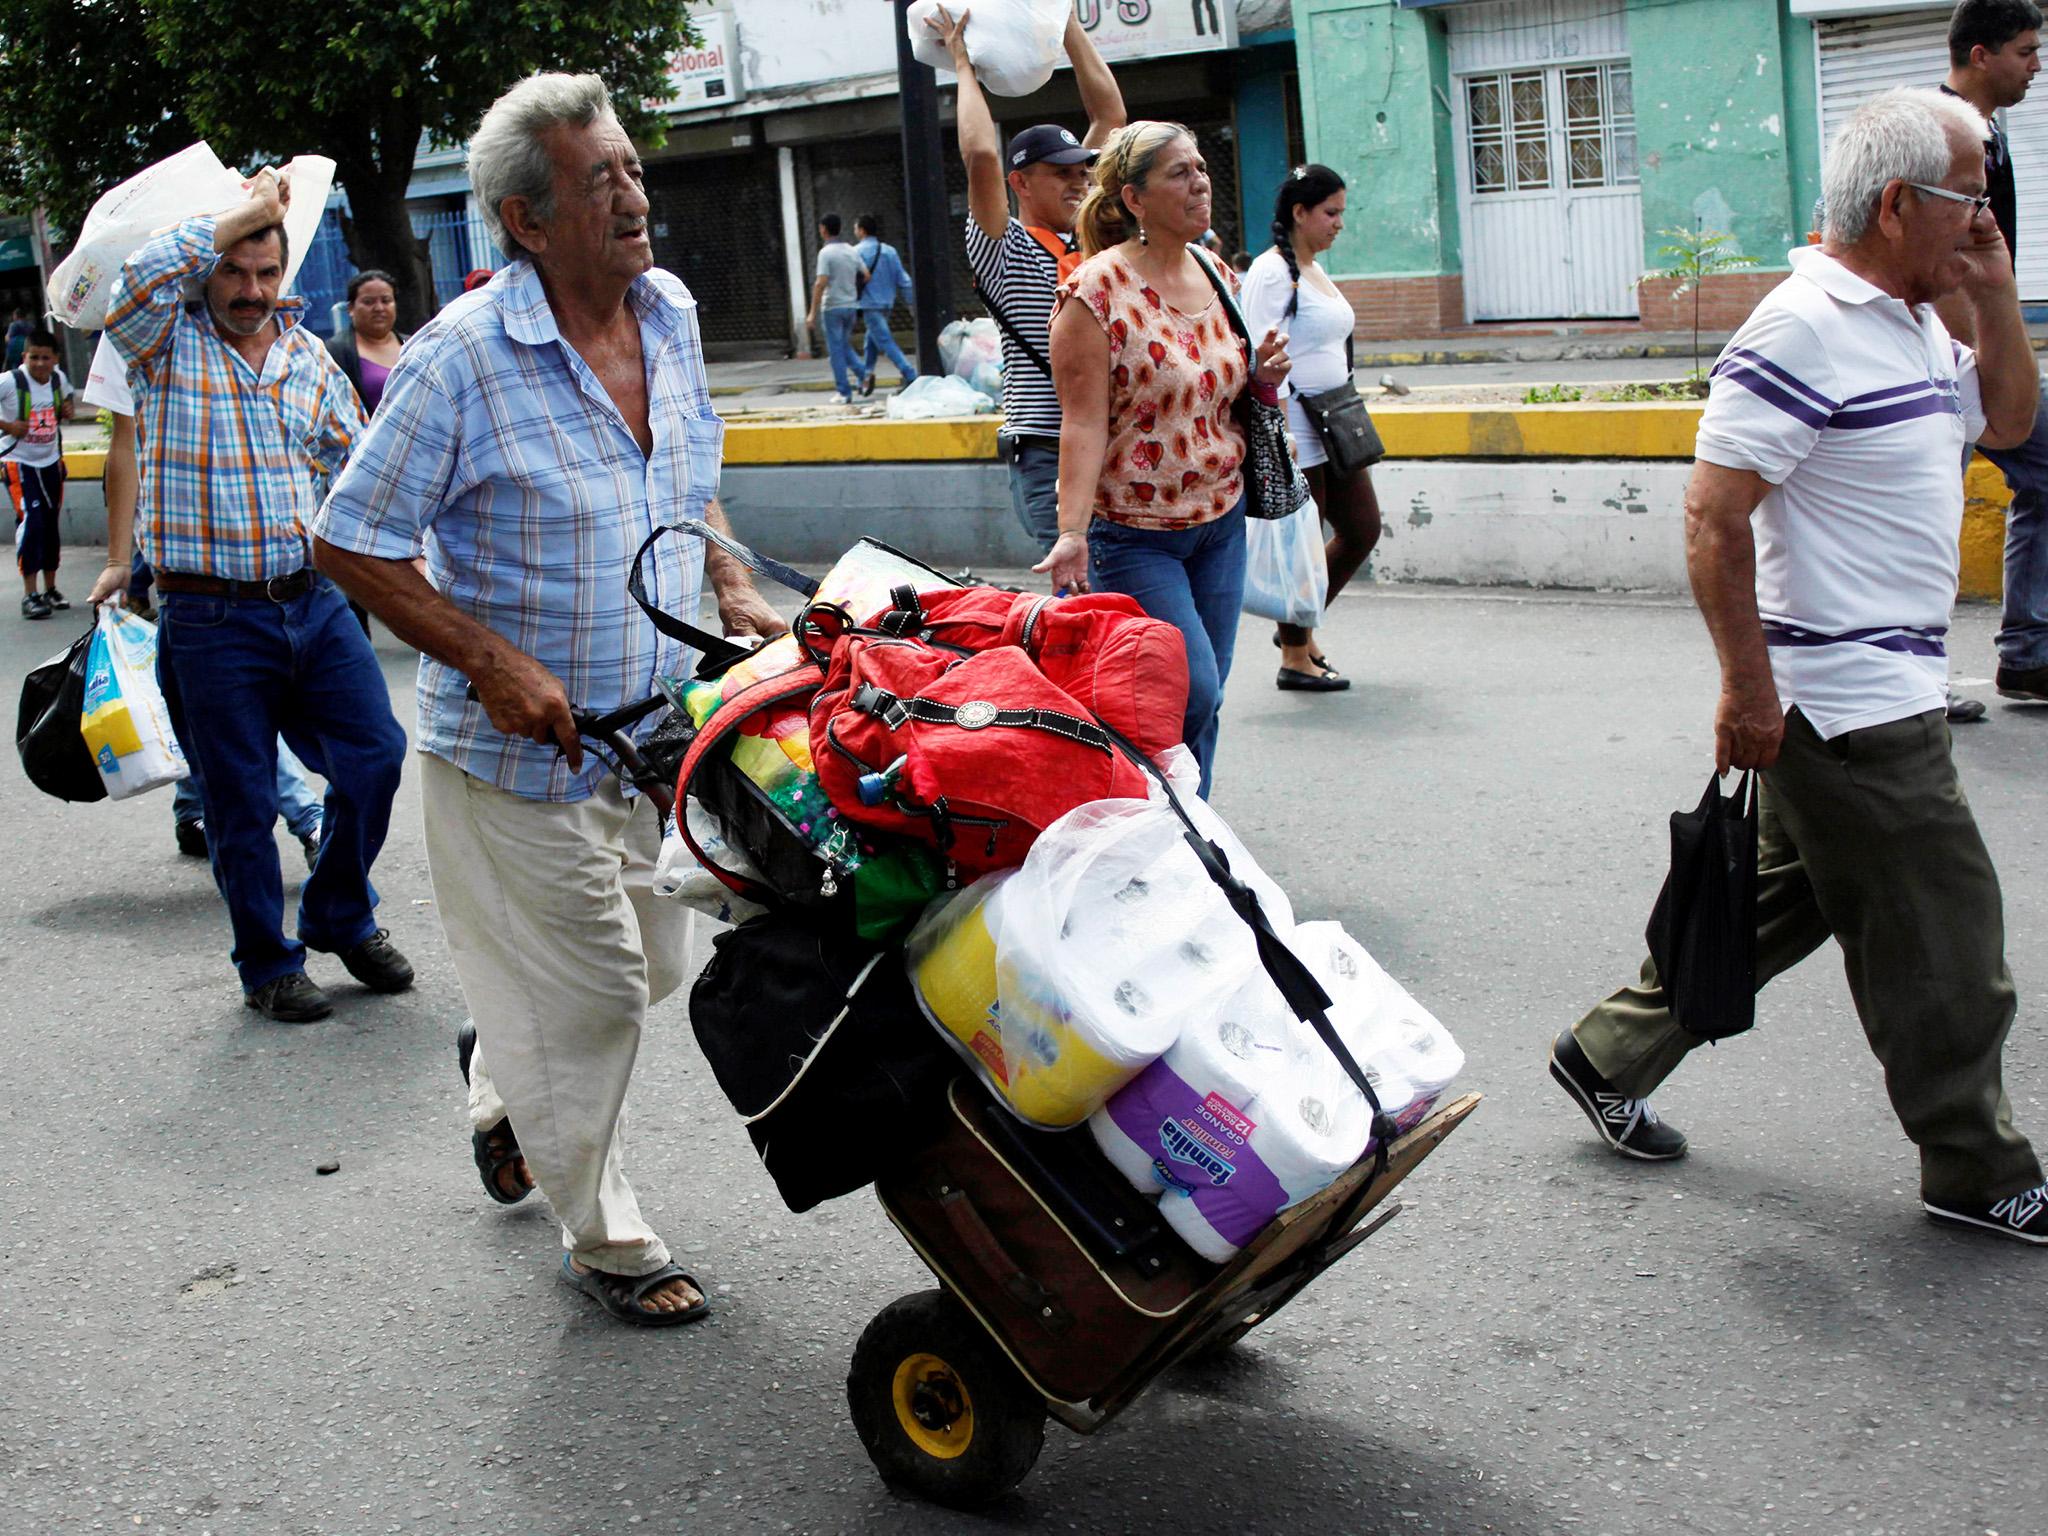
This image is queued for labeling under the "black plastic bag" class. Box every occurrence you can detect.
[16,625,105,803]
[690,913,954,1212]
[1645,772,1757,1040]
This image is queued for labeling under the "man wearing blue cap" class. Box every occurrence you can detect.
[931,4,1125,551]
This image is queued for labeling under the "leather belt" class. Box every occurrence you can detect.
[156,568,317,602]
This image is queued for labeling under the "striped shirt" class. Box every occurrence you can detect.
[964,216,1069,439]
[106,216,365,580]
[312,260,722,802]
[1696,245,1985,739]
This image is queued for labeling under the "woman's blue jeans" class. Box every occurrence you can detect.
[1087,500,1248,797]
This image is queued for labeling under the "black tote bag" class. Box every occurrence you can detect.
[16,624,106,804]
[1645,771,1758,1040]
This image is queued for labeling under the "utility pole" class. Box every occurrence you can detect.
[893,0,953,377]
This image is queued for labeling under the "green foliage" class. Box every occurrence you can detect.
[0,0,199,233]
[1596,379,1709,403]
[1643,221,1759,378]
[0,0,700,322]
[1643,224,1759,297]
[1522,383,1585,404]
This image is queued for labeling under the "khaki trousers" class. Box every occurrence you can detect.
[1574,709,2041,1205]
[421,753,693,1275]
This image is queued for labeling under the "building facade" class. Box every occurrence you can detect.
[1302,0,2048,339]
[306,0,2042,351]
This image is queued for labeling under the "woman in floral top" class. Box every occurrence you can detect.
[1040,120,1292,795]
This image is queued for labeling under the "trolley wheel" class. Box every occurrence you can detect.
[846,1289,1047,1509]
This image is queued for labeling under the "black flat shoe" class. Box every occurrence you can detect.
[1276,666,1350,692]
[1272,632,1334,672]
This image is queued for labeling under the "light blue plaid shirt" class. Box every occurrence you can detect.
[313,261,723,801]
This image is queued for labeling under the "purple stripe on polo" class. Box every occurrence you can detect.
[1827,393,1957,430]
[1762,621,1947,657]
[1841,378,1946,408]
[1714,360,1832,430]
[1721,346,1842,411]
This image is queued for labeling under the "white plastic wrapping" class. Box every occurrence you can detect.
[907,792,1294,1127]
[47,145,334,330]
[906,0,1068,96]
[885,373,997,419]
[1240,498,1328,628]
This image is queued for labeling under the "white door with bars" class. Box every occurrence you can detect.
[1455,59,1645,321]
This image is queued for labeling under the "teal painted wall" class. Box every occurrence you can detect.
[1235,40,1297,255]
[1628,0,1798,271]
[1291,0,1457,279]
[1779,9,1823,242]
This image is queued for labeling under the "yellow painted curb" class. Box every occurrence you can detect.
[721,417,1001,464]
[65,449,107,479]
[1962,456,2013,602]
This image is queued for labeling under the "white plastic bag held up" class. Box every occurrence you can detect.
[1240,498,1328,628]
[48,146,335,330]
[906,0,1068,97]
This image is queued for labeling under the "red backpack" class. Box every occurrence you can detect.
[809,626,1156,876]
[861,585,1189,759]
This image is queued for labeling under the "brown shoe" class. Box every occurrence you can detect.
[1996,664,2048,703]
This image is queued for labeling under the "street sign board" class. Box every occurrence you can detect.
[1075,0,1240,61]
[667,11,745,107]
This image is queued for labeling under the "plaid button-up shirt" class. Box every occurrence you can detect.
[106,216,365,580]
[312,260,723,802]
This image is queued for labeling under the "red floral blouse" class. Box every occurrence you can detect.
[1055,251,1248,530]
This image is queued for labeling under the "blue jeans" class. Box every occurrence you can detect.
[173,739,324,841]
[822,308,860,400]
[1007,439,1061,551]
[1087,500,1248,797]
[859,309,917,386]
[156,576,407,991]
[1983,395,2048,671]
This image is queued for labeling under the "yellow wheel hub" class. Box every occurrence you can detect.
[892,1352,975,1460]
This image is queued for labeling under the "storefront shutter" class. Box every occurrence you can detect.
[1817,9,2048,300]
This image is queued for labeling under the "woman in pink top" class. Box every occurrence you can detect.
[1040,120,1292,795]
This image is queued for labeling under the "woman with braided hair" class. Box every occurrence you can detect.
[1242,164,1385,691]
[1038,120,1294,795]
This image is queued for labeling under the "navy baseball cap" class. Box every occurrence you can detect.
[1007,125,1096,170]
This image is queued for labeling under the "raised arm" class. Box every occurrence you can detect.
[1683,459,1780,773]
[1957,219,2039,449]
[107,167,289,379]
[1065,12,1127,150]
[931,6,1010,241]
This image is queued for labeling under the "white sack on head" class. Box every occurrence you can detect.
[48,147,336,331]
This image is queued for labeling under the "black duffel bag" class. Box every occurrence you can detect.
[16,624,105,803]
[690,913,954,1212]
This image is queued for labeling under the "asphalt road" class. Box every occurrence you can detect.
[3,561,2043,1535]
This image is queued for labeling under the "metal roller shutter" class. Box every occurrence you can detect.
[1817,9,2048,300]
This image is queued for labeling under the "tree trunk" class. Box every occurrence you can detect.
[339,187,437,335]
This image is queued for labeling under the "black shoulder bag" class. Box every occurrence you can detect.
[1191,248,1310,522]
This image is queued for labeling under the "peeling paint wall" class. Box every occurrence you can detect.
[1294,0,1458,279]
[1629,0,1799,271]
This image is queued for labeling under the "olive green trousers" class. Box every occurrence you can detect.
[1574,708,2041,1204]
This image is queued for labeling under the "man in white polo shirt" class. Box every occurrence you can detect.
[1549,87,2048,1245]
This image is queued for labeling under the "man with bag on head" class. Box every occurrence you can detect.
[313,73,783,1328]
[101,167,412,1025]
[935,2,1125,551]
[1548,88,2048,1245]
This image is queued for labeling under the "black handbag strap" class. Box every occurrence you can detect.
[628,517,822,674]
[1191,246,1258,382]
[973,280,1054,382]
[1099,720,1398,1178]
